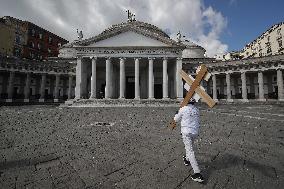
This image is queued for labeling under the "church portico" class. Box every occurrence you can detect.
[74,55,182,100]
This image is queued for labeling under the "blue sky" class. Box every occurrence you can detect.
[204,0,284,51]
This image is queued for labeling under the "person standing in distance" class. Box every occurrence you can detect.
[174,98,204,183]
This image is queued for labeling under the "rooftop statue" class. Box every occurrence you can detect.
[77,29,83,40]
[126,10,136,22]
[177,31,187,43]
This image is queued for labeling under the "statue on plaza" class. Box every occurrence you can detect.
[77,29,83,40]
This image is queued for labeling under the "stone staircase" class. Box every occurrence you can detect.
[64,98,182,107]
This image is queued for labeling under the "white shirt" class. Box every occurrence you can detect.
[174,104,200,135]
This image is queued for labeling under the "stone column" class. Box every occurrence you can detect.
[54,74,60,102]
[6,71,15,102]
[163,57,169,99]
[277,69,284,101]
[135,58,140,99]
[24,72,31,102]
[68,75,73,99]
[176,57,183,99]
[258,71,265,101]
[212,74,218,101]
[75,57,87,99]
[119,58,125,99]
[148,57,154,99]
[62,78,67,98]
[19,75,25,96]
[225,72,232,102]
[105,57,111,99]
[90,57,97,99]
[39,73,46,102]
[241,71,248,102]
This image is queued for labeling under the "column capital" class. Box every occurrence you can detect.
[119,57,126,61]
[90,56,97,60]
[148,57,155,60]
[176,57,183,61]
[105,57,111,60]
[163,57,168,60]
[240,70,247,74]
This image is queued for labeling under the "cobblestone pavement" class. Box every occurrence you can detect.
[0,104,283,189]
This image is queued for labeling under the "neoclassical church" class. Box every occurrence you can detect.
[0,15,283,103]
[58,17,205,101]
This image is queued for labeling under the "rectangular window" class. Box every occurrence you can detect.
[278,39,283,47]
[48,37,53,44]
[15,48,21,57]
[15,35,21,44]
[31,29,35,37]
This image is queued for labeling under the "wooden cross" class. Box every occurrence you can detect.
[169,65,216,129]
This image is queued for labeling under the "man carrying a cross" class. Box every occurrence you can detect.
[174,98,204,183]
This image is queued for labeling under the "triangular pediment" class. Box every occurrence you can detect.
[75,22,186,48]
[86,31,170,47]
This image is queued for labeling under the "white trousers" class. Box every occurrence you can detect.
[182,133,201,173]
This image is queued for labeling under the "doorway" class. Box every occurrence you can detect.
[126,76,135,99]
[154,84,162,99]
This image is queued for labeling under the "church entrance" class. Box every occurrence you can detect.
[126,76,135,99]
[154,84,162,99]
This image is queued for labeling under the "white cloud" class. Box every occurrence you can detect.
[0,0,228,57]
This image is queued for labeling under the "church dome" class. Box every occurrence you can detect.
[182,40,206,58]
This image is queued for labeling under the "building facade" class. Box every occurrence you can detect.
[0,16,68,60]
[240,22,284,59]
[0,20,15,57]
[0,19,283,103]
[23,21,68,60]
[0,16,28,57]
[59,20,205,100]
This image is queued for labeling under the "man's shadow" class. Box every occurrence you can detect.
[199,153,280,184]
